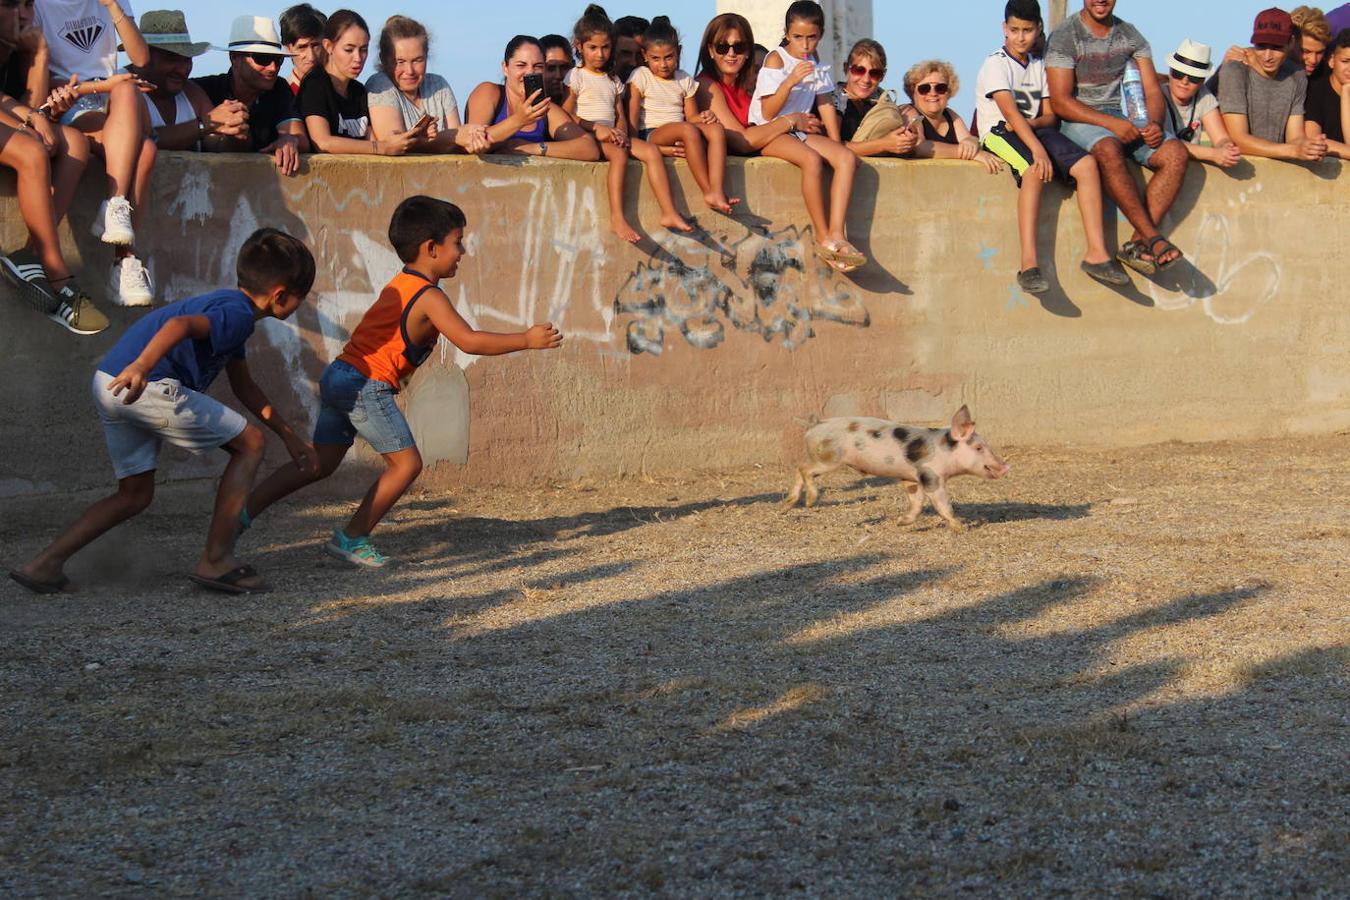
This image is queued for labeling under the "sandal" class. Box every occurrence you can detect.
[8,570,71,595]
[1115,240,1157,276]
[188,564,271,595]
[1145,234,1183,271]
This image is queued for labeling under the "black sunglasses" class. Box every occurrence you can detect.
[1169,68,1205,85]
[247,52,285,68]
[713,41,750,56]
[849,64,884,80]
[916,82,949,96]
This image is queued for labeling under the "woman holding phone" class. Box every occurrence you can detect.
[463,34,599,159]
[299,8,425,155]
[366,15,489,153]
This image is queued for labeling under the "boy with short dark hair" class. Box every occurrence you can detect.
[976,0,1129,292]
[241,196,563,568]
[10,228,318,595]
[279,3,327,95]
[1219,7,1326,161]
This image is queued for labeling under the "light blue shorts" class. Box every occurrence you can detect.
[312,360,416,455]
[92,370,249,480]
[1059,119,1172,166]
[60,92,111,125]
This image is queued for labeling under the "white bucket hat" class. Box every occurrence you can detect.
[216,15,294,56]
[1167,39,1213,79]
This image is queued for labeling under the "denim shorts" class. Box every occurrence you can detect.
[91,370,249,480]
[60,91,111,125]
[312,360,416,454]
[1059,119,1172,166]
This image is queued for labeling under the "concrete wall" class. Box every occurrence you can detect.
[1,151,1347,496]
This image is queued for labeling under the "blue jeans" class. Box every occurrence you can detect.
[312,360,416,454]
[1059,119,1172,166]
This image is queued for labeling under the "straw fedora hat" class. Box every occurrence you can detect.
[1166,39,1213,79]
[215,15,294,56]
[120,10,210,58]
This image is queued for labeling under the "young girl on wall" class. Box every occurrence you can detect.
[627,16,739,216]
[750,0,864,272]
[565,5,692,241]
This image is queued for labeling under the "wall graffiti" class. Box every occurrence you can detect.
[613,224,870,355]
[1147,212,1282,325]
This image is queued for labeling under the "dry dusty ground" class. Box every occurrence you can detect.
[1,435,1347,896]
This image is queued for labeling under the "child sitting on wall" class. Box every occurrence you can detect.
[239,196,563,568]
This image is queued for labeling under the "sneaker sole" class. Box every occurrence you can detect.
[46,310,107,335]
[0,258,58,314]
[100,230,135,247]
[323,541,389,568]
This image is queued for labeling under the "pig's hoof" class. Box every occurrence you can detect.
[779,497,799,512]
[945,519,967,533]
[897,516,918,527]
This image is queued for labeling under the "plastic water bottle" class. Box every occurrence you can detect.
[1121,61,1148,127]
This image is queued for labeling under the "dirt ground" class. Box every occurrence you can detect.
[1,435,1347,896]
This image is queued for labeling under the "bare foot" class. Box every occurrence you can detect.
[705,192,736,214]
[612,220,640,243]
[660,214,695,234]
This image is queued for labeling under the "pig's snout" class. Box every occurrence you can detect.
[985,461,1011,479]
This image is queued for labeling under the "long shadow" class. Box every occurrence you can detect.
[1032,182,1084,318]
[845,160,912,296]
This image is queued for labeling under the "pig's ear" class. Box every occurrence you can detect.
[951,405,975,441]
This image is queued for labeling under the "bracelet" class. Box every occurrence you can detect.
[538,141,548,157]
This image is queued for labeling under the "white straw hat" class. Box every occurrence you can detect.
[1167,39,1213,79]
[215,15,294,56]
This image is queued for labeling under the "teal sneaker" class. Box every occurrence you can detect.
[324,529,389,568]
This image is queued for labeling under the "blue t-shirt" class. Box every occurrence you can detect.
[99,289,257,391]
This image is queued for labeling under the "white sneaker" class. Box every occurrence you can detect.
[93,196,135,246]
[111,255,153,307]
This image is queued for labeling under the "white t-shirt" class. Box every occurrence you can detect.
[35,0,134,81]
[567,68,622,128]
[750,46,833,126]
[974,48,1047,138]
[626,66,696,130]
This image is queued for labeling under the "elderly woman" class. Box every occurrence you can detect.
[463,34,599,160]
[366,16,487,153]
[834,38,916,157]
[901,59,1001,173]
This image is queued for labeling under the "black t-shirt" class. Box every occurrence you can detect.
[1304,73,1345,143]
[840,96,876,142]
[1,51,26,100]
[191,72,300,150]
[297,70,370,142]
[921,109,959,145]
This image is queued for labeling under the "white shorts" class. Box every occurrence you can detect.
[91,370,248,480]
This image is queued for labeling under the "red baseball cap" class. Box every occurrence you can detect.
[1251,7,1294,46]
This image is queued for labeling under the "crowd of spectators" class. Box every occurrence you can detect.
[3,0,1348,331]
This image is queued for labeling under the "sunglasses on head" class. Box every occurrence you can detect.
[1169,68,1205,85]
[849,64,884,80]
[916,82,949,96]
[713,41,750,56]
[247,52,284,68]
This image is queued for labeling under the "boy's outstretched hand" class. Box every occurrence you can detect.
[107,365,149,404]
[285,435,321,476]
[525,323,563,350]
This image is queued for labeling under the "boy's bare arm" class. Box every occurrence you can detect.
[226,358,318,473]
[993,91,1051,180]
[420,290,562,356]
[1028,96,1057,130]
[107,315,212,403]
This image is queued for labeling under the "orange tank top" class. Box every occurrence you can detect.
[337,268,438,388]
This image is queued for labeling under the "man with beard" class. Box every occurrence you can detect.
[191,15,307,175]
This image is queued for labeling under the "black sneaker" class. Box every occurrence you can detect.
[1017,267,1051,295]
[0,248,59,314]
[50,283,110,335]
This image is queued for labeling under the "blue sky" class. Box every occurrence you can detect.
[169,1,1329,115]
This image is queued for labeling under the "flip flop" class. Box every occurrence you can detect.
[8,570,71,595]
[187,564,271,595]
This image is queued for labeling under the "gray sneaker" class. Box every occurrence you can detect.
[0,248,59,315]
[49,283,110,335]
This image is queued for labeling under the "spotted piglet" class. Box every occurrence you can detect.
[783,406,1010,532]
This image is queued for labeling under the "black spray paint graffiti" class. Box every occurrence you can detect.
[613,225,870,355]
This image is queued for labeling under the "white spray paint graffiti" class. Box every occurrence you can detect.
[1147,212,1282,325]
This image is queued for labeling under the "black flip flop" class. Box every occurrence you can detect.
[188,565,271,595]
[8,570,71,595]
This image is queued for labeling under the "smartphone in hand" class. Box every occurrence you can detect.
[413,113,434,131]
[522,73,545,101]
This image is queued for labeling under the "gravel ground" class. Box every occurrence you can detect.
[2,435,1347,896]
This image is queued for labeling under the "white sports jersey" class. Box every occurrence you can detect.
[34,0,135,81]
[974,47,1047,138]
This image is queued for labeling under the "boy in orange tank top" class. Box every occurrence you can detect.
[242,196,563,567]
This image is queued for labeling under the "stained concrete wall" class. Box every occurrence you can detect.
[1,151,1347,497]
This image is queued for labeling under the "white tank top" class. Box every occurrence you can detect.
[143,92,196,129]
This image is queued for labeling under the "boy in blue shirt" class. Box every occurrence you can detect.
[9,228,318,595]
[976,0,1130,292]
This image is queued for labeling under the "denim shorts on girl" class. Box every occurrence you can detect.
[91,370,248,480]
[312,359,416,454]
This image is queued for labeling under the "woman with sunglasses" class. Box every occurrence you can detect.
[835,39,917,158]
[901,60,1002,174]
[1163,40,1240,168]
